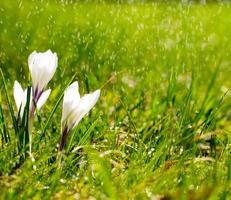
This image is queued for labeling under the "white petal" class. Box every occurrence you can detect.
[28,51,37,70]
[72,89,100,129]
[36,89,51,110]
[28,50,58,91]
[13,81,24,111]
[13,81,32,119]
[62,82,80,126]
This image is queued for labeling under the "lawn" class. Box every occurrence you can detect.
[0,1,230,199]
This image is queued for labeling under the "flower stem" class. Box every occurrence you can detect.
[57,150,63,169]
[28,117,35,162]
[59,127,69,151]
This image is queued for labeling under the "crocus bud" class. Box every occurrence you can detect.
[28,49,57,100]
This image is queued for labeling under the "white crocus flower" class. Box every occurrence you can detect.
[28,49,57,102]
[59,81,100,151]
[13,49,56,160]
[13,81,51,118]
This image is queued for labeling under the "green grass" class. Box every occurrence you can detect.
[0,1,231,199]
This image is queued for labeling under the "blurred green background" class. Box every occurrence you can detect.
[0,0,230,199]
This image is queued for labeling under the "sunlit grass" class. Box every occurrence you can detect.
[0,1,230,199]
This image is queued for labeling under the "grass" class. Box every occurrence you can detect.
[0,1,231,199]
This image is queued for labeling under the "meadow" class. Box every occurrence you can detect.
[0,1,231,199]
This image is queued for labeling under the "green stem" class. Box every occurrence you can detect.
[28,117,35,162]
[57,150,63,169]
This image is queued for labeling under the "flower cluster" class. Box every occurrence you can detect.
[13,50,100,155]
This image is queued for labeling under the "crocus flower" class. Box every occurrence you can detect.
[13,80,51,118]
[28,49,57,106]
[59,81,100,151]
[13,49,57,159]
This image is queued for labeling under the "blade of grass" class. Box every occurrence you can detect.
[67,116,100,152]
[195,65,220,123]
[0,104,10,145]
[0,69,18,137]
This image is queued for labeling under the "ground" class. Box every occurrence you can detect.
[0,1,230,199]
